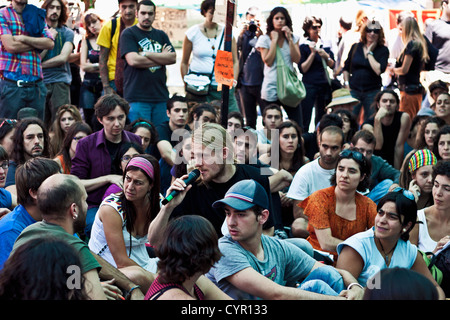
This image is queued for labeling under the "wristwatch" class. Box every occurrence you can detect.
[367,51,374,56]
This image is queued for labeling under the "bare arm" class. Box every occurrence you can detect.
[180,35,192,81]
[99,45,114,94]
[394,54,413,76]
[226,266,343,300]
[41,41,74,68]
[315,227,343,253]
[80,38,99,73]
[259,31,278,67]
[147,176,192,247]
[156,140,175,167]
[1,34,54,53]
[393,113,410,170]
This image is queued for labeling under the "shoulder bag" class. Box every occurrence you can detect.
[276,45,306,108]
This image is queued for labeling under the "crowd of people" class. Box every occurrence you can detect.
[0,0,449,302]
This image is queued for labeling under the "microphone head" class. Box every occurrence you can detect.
[189,169,200,179]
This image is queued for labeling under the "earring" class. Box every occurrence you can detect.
[402,228,407,232]
[73,213,78,220]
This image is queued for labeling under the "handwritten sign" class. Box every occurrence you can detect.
[214,50,234,89]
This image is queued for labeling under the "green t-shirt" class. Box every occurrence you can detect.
[12,221,101,274]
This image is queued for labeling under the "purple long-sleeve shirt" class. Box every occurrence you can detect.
[71,128,141,208]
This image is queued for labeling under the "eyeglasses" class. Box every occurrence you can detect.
[366,28,380,34]
[0,119,17,129]
[392,187,415,201]
[311,25,322,30]
[73,136,85,141]
[340,149,365,163]
[121,155,133,162]
[0,162,8,170]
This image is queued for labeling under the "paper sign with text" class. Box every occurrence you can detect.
[214,50,234,89]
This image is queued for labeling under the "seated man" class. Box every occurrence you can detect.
[206,179,365,300]
[0,157,60,269]
[70,94,141,237]
[351,130,400,203]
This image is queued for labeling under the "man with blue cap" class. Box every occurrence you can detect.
[206,179,365,300]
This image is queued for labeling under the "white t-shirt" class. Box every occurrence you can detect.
[255,33,300,102]
[185,24,225,85]
[286,158,334,201]
[416,208,438,253]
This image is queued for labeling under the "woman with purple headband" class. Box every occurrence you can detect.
[89,154,161,294]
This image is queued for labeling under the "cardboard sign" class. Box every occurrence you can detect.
[214,50,234,88]
[213,0,237,26]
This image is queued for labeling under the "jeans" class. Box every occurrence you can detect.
[367,179,394,205]
[299,265,345,296]
[85,206,99,239]
[350,88,379,122]
[45,82,71,126]
[239,85,263,129]
[128,101,169,127]
[300,83,330,132]
[0,79,47,120]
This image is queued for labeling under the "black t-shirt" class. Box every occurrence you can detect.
[171,164,276,237]
[120,25,174,103]
[396,40,423,86]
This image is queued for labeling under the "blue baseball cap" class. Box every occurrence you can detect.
[212,179,269,211]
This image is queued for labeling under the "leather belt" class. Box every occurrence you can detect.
[2,78,42,88]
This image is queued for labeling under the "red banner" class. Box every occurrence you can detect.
[388,9,442,30]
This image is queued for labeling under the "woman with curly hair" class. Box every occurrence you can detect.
[145,215,231,300]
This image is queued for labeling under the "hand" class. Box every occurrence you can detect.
[375,107,389,121]
[162,43,173,53]
[108,174,124,189]
[163,175,193,208]
[101,279,125,300]
[103,85,115,95]
[408,179,421,202]
[339,286,364,300]
[48,27,58,39]
[281,26,292,40]
[270,30,279,42]
[433,236,450,254]
[0,208,11,220]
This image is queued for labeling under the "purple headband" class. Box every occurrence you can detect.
[126,157,154,180]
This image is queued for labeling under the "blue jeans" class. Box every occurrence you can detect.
[350,88,379,122]
[128,101,169,127]
[367,179,394,205]
[299,265,345,296]
[85,206,99,239]
[0,79,47,120]
[300,83,330,131]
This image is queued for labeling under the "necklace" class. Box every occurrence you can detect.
[376,237,397,266]
[204,25,218,52]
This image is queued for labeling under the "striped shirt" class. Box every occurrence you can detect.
[0,5,53,80]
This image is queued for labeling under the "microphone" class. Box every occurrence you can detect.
[161,169,200,205]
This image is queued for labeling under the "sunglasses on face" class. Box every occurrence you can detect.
[311,25,322,30]
[366,28,380,34]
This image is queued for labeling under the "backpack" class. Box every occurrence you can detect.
[432,244,450,297]
[420,250,443,285]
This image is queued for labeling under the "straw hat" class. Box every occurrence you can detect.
[325,88,360,110]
